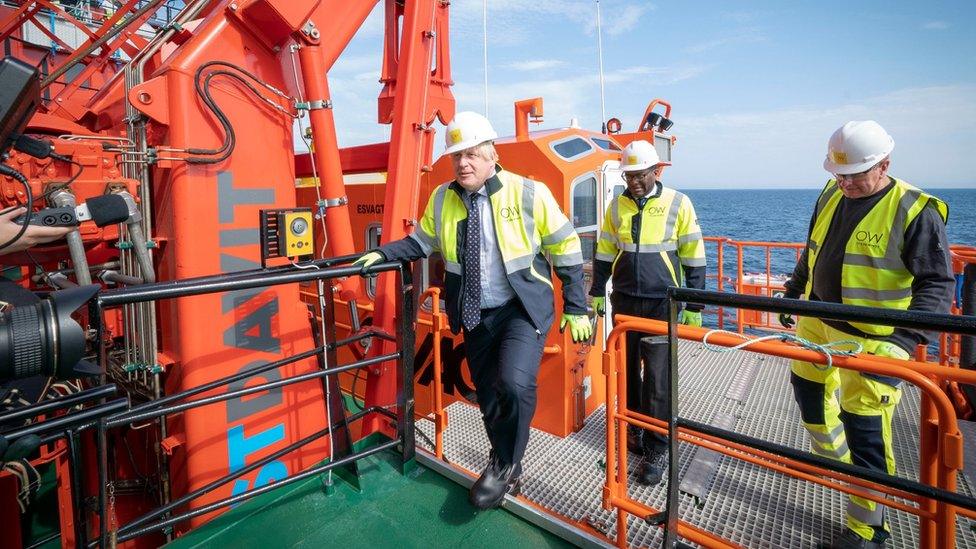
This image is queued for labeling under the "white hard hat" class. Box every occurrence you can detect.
[443,111,498,156]
[823,120,894,175]
[620,140,669,172]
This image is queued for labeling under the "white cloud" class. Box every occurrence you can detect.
[922,21,949,30]
[451,0,653,44]
[684,27,765,54]
[504,59,567,72]
[663,85,976,187]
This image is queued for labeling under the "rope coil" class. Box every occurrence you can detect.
[701,329,862,371]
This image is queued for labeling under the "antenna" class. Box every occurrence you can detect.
[483,0,489,118]
[596,0,607,133]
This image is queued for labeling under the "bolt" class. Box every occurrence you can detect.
[229,3,237,11]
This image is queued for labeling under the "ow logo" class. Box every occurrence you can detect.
[647,206,666,216]
[855,230,885,245]
[500,205,521,221]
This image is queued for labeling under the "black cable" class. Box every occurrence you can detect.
[38,159,84,201]
[0,164,34,252]
[188,61,294,164]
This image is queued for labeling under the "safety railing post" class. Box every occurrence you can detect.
[662,299,681,547]
[735,243,745,333]
[397,262,417,471]
[716,238,725,329]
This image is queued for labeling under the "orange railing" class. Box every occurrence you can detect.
[603,315,975,549]
[702,237,732,329]
[725,240,805,333]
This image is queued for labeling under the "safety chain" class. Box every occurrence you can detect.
[701,329,863,371]
[108,480,118,540]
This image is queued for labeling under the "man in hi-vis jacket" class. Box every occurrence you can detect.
[589,139,706,486]
[355,111,591,510]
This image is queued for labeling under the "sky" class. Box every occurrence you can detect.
[309,1,976,189]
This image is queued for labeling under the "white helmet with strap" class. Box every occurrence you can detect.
[443,111,498,155]
[823,120,894,175]
[620,139,670,172]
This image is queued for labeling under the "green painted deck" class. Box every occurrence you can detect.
[166,437,575,549]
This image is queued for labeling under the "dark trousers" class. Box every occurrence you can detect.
[463,300,546,467]
[611,293,674,454]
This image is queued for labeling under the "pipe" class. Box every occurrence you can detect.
[48,190,91,285]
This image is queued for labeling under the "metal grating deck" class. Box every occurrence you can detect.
[416,339,976,548]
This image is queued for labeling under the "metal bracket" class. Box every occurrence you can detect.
[296,100,332,111]
[318,196,348,208]
[301,20,320,40]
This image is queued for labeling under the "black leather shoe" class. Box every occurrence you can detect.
[818,529,886,549]
[469,458,522,510]
[627,426,644,456]
[637,450,667,486]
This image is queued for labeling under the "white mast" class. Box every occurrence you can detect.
[596,0,607,132]
[483,0,489,117]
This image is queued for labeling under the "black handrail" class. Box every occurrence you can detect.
[86,259,414,547]
[655,288,976,547]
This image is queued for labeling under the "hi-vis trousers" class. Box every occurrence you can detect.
[790,316,905,544]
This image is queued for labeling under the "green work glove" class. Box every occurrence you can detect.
[592,296,606,317]
[679,310,702,327]
[872,341,910,360]
[560,313,592,343]
[773,292,795,329]
[352,251,384,273]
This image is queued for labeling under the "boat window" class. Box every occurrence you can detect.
[550,136,594,162]
[591,137,620,151]
[654,134,672,163]
[571,174,599,265]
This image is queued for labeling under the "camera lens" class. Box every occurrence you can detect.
[0,285,100,380]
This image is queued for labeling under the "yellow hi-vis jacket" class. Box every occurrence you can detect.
[590,184,706,299]
[378,168,587,334]
[804,178,948,336]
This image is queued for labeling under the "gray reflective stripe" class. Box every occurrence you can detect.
[847,494,885,526]
[408,231,436,256]
[444,260,461,274]
[611,198,621,229]
[677,231,701,245]
[881,186,920,262]
[596,252,616,262]
[680,257,706,267]
[842,286,912,301]
[664,191,682,240]
[543,220,575,246]
[807,423,845,446]
[598,232,617,246]
[432,185,448,239]
[807,239,819,253]
[814,183,840,219]
[619,242,677,252]
[505,254,535,272]
[811,439,850,460]
[844,253,909,271]
[522,178,536,242]
[552,250,583,266]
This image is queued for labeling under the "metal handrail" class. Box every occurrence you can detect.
[602,289,976,549]
[86,258,416,547]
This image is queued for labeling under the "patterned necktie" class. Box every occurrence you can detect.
[462,192,482,330]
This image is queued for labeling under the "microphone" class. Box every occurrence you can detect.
[14,194,131,228]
